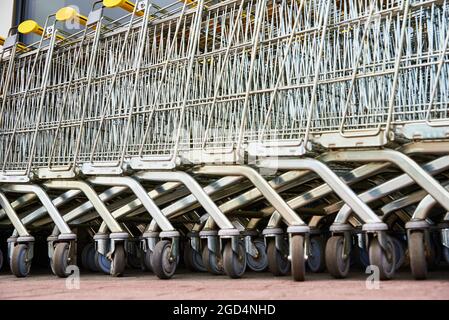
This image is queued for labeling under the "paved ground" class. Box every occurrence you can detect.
[0,268,448,300]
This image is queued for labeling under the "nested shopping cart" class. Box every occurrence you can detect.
[1,0,448,283]
[245,0,449,280]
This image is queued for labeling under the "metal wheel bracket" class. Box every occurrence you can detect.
[275,234,289,258]
[245,236,258,258]
[7,237,17,261]
[94,235,109,256]
[169,237,180,261]
[189,235,201,253]
[376,231,393,262]
[343,232,352,260]
[47,235,58,259]
[231,236,240,255]
[304,234,311,259]
[141,236,158,253]
[441,228,449,249]
[206,235,220,255]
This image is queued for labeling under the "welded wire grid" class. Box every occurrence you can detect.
[0,0,447,174]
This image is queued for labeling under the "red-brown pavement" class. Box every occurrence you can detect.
[0,269,448,300]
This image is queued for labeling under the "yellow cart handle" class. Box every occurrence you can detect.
[0,35,28,51]
[103,0,144,16]
[56,7,88,26]
[18,20,65,41]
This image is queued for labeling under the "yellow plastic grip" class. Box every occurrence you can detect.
[18,20,65,40]
[18,20,44,36]
[0,36,28,51]
[56,7,88,26]
[103,0,144,16]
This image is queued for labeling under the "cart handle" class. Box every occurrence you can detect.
[18,20,65,40]
[103,0,144,16]
[56,7,88,26]
[0,35,28,51]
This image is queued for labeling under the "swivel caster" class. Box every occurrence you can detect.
[184,241,206,272]
[369,236,395,280]
[267,238,290,276]
[246,240,268,272]
[81,243,98,272]
[151,240,177,279]
[10,244,32,278]
[223,240,246,279]
[325,235,350,279]
[408,231,428,280]
[110,243,126,277]
[52,242,74,278]
[202,245,223,275]
[307,237,325,273]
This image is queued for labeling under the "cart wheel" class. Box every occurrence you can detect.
[325,236,350,279]
[369,236,395,280]
[223,241,246,279]
[10,244,31,278]
[408,231,427,280]
[151,240,176,279]
[391,237,405,270]
[95,251,111,274]
[202,245,223,275]
[53,242,72,278]
[110,243,126,277]
[82,243,98,272]
[291,234,306,281]
[246,240,268,272]
[307,237,325,273]
[184,241,206,272]
[267,238,290,276]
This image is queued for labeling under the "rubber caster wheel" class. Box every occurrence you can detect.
[267,238,290,276]
[246,240,268,272]
[307,237,325,273]
[202,245,223,275]
[369,236,395,280]
[110,243,126,277]
[290,235,306,281]
[223,241,246,279]
[10,244,31,278]
[325,236,350,279]
[408,231,427,280]
[184,241,206,272]
[81,243,98,272]
[391,237,405,271]
[151,240,177,279]
[53,242,72,278]
[95,251,111,274]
